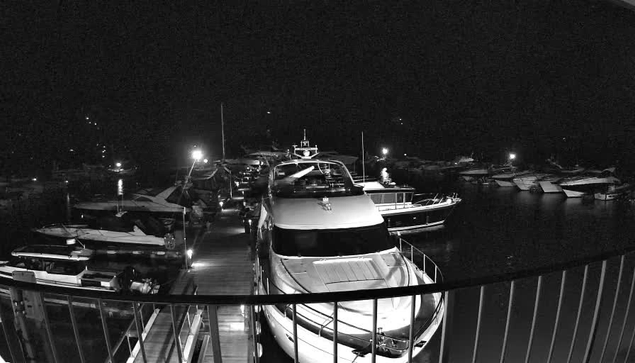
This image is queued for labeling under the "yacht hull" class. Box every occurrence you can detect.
[562,189,586,198]
[258,276,443,363]
[539,181,563,194]
[494,180,515,187]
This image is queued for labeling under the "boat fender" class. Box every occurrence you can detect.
[164,233,176,250]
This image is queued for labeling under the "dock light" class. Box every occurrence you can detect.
[31,178,37,182]
[203,158,208,164]
[115,162,122,168]
[219,201,224,209]
[509,153,516,161]
[186,249,193,259]
[382,147,389,156]
[187,149,204,179]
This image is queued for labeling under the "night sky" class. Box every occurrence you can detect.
[4,0,635,176]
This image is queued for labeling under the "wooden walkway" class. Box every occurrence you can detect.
[129,207,255,363]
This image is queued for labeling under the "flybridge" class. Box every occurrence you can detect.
[292,129,319,159]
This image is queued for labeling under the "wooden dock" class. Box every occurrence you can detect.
[128,207,255,363]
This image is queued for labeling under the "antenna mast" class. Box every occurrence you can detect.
[221,103,226,161]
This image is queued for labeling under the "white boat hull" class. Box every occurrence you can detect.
[562,189,586,198]
[495,180,515,187]
[258,277,443,363]
[538,181,563,193]
[377,198,460,233]
[34,226,169,247]
[594,192,619,201]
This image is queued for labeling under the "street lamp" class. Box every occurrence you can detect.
[188,149,203,179]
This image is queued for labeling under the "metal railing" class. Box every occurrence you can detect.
[2,246,635,363]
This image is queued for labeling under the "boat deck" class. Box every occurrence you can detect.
[132,207,255,363]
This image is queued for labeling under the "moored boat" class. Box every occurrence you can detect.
[32,213,181,250]
[254,134,444,362]
[559,173,620,198]
[0,245,159,294]
[360,181,460,233]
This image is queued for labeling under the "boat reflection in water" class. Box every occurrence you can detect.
[254,134,444,362]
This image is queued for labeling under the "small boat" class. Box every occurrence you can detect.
[594,183,632,201]
[33,213,180,250]
[559,173,620,198]
[255,133,444,362]
[0,245,159,294]
[360,181,461,233]
[512,173,552,191]
[458,167,489,182]
[492,169,531,187]
[537,174,564,193]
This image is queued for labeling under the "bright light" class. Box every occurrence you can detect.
[191,149,203,161]
[66,238,76,245]
[186,249,193,259]
[382,148,389,156]
[31,178,37,182]
[203,158,208,164]
[219,201,224,208]
[115,162,122,168]
[509,153,516,161]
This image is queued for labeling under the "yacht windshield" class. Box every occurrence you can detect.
[272,223,393,257]
[272,162,363,198]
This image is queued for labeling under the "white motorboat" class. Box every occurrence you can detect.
[512,173,552,191]
[559,174,621,198]
[254,134,444,362]
[537,174,564,193]
[492,169,531,187]
[458,167,489,181]
[33,213,180,250]
[360,181,460,233]
[74,185,203,218]
[0,245,159,294]
[594,183,632,201]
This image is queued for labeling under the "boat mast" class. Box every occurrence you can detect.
[221,103,226,162]
[361,131,366,183]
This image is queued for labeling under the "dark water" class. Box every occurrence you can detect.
[409,183,635,281]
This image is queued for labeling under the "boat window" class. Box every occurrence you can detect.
[369,194,383,204]
[383,193,396,204]
[46,261,84,275]
[272,223,393,257]
[8,257,27,268]
[396,193,404,203]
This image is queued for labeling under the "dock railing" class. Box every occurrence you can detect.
[3,245,635,363]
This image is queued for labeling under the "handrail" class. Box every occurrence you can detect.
[4,244,635,306]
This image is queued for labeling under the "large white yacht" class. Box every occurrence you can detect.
[254,134,444,362]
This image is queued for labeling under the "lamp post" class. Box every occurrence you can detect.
[188,149,203,180]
